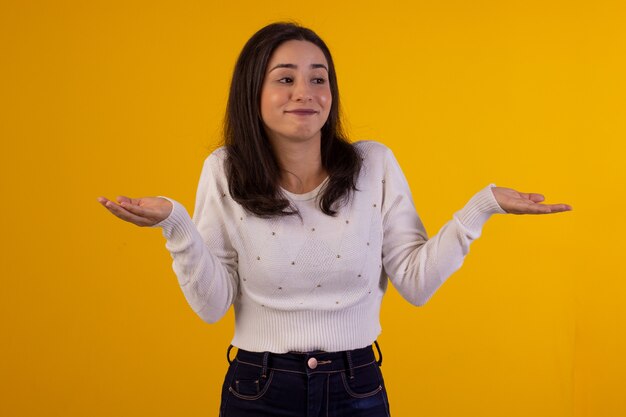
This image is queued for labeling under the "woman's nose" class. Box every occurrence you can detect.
[292,79,313,101]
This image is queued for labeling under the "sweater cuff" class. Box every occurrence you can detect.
[150,196,196,241]
[453,184,507,238]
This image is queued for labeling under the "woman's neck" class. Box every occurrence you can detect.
[270,136,327,194]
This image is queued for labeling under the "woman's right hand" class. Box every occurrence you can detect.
[96,195,173,227]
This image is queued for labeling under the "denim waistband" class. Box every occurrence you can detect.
[227,341,383,376]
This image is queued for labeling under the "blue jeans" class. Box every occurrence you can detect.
[219,342,391,417]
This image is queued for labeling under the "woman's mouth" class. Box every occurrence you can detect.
[286,109,318,115]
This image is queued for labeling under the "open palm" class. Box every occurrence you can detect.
[96,195,173,227]
[491,187,572,214]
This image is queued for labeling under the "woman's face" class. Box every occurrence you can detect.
[260,40,332,146]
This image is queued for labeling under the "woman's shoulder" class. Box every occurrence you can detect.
[194,146,229,186]
[352,139,389,151]
[352,139,392,153]
[198,146,228,171]
[206,145,228,161]
[352,140,394,163]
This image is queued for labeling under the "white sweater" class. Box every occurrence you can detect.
[154,141,506,353]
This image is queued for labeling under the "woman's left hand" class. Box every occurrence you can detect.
[491,187,573,214]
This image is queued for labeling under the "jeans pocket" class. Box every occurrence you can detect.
[340,362,384,399]
[228,362,275,401]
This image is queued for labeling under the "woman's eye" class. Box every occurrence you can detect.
[278,77,293,83]
[312,78,326,84]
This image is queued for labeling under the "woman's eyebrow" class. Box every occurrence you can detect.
[269,63,329,72]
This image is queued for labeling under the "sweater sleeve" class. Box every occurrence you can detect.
[380,148,506,306]
[151,153,239,323]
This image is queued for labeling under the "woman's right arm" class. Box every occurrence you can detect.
[97,154,239,323]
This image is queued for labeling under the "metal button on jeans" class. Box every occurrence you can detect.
[307,357,318,369]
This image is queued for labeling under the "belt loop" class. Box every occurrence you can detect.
[261,351,270,379]
[374,340,383,367]
[345,350,355,379]
[226,344,235,365]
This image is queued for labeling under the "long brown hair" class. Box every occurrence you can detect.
[224,22,361,217]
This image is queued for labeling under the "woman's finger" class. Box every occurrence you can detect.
[522,201,552,214]
[121,199,171,223]
[513,200,572,215]
[116,195,133,205]
[527,193,545,203]
[119,201,150,217]
[544,203,573,212]
[105,200,146,223]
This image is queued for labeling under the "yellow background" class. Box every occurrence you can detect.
[2,0,624,416]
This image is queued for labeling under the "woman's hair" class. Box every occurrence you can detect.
[223,22,361,217]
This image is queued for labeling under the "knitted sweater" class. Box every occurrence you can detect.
[154,141,506,353]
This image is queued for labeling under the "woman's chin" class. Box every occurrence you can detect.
[268,130,323,145]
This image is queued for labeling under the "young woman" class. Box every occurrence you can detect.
[97,22,572,417]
